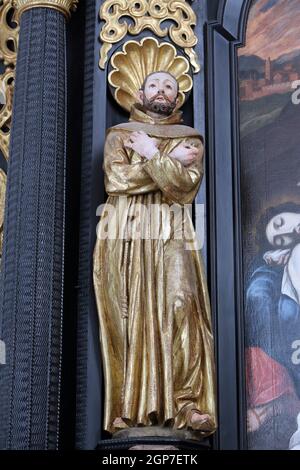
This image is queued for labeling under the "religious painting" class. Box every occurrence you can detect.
[238,0,300,450]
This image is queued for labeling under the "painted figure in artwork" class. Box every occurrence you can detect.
[93,43,216,440]
[246,203,300,447]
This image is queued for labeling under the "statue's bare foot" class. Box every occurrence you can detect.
[113,417,128,429]
[189,411,212,430]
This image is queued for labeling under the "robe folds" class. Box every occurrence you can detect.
[93,105,217,436]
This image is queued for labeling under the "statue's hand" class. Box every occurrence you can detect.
[169,143,200,167]
[263,249,291,266]
[124,131,158,160]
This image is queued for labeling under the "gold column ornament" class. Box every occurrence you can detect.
[0,0,19,66]
[0,68,14,161]
[0,0,18,161]
[99,0,200,73]
[12,0,79,19]
[0,0,18,262]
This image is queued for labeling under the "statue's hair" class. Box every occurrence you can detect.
[140,71,179,95]
[255,201,300,252]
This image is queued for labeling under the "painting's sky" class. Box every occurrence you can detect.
[241,0,300,59]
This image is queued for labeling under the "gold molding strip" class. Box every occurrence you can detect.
[99,0,200,73]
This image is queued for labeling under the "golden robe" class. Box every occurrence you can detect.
[93,105,217,436]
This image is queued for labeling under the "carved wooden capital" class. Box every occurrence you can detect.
[12,0,79,19]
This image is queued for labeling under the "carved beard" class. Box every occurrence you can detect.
[143,93,177,116]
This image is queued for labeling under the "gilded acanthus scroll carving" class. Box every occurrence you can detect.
[99,0,200,72]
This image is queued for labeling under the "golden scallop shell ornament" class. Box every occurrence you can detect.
[108,37,193,112]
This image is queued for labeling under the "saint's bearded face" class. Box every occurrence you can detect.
[139,72,179,116]
[266,212,300,248]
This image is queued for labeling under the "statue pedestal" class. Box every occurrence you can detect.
[97,426,211,451]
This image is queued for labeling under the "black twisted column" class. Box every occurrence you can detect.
[0,2,77,450]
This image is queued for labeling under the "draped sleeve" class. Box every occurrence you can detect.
[143,137,204,205]
[103,129,159,196]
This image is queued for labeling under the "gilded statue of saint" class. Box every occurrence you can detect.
[93,70,216,439]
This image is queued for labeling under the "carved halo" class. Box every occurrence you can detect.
[108,37,193,113]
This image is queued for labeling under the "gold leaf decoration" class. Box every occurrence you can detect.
[0,0,19,66]
[0,0,18,261]
[0,68,14,161]
[0,0,18,160]
[108,37,193,112]
[12,0,79,20]
[0,0,17,161]
[99,0,200,73]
